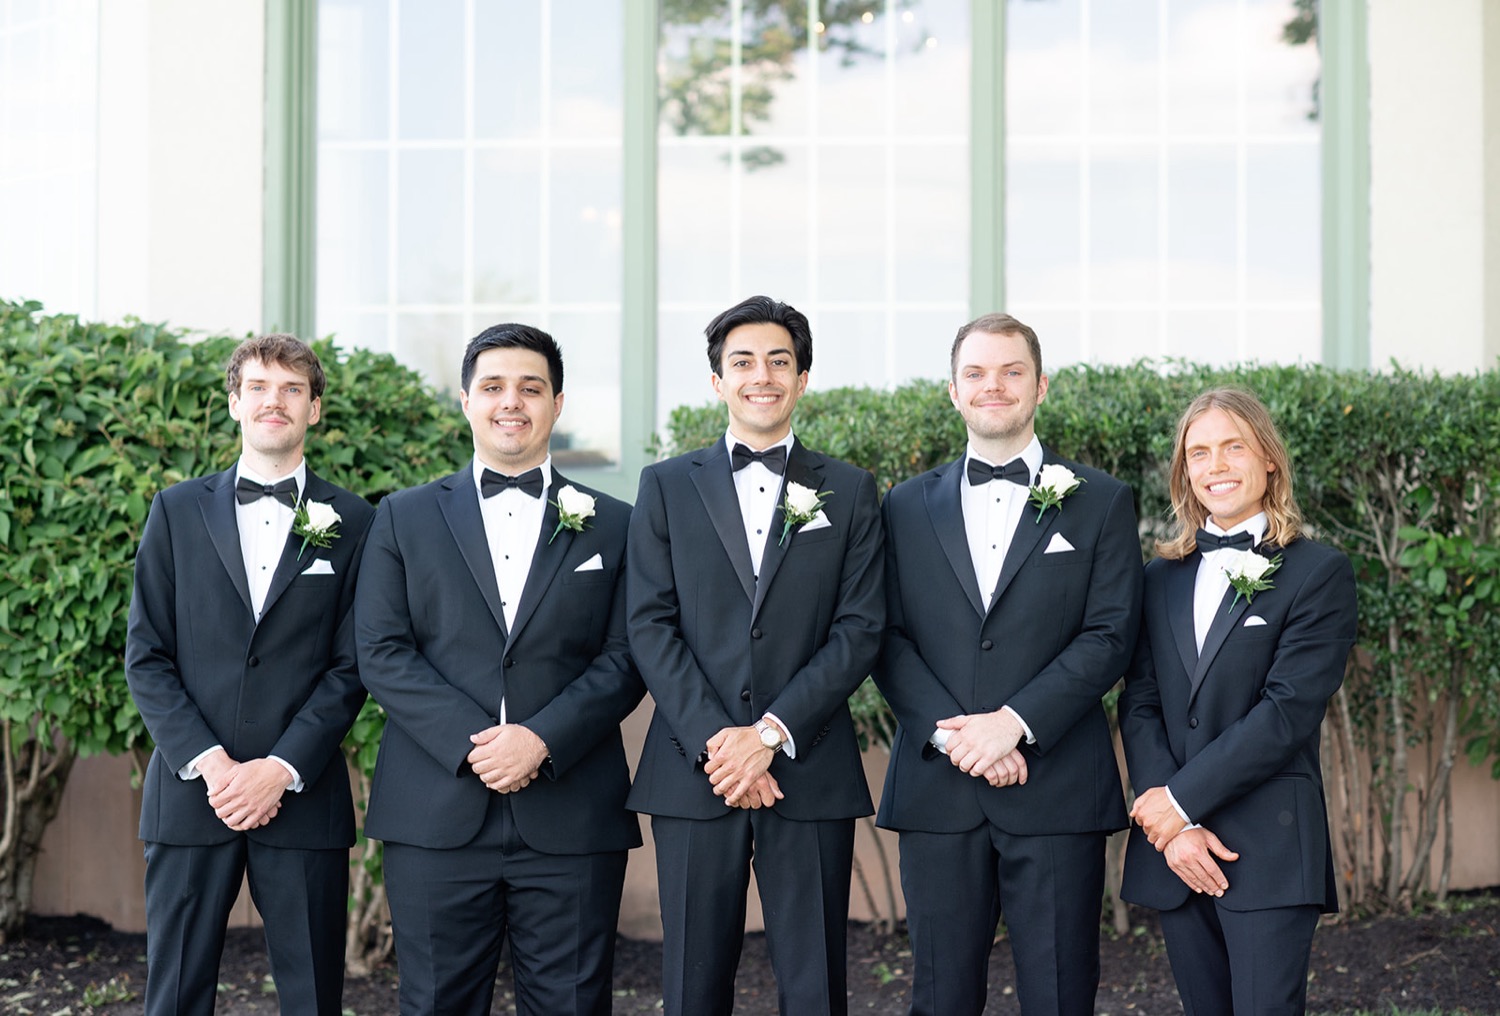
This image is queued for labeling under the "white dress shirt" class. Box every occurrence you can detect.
[182,458,307,791]
[726,429,797,757]
[474,456,552,723]
[933,438,1044,754]
[1168,511,1270,825]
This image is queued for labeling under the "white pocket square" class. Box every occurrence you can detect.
[1044,532,1075,554]
[799,511,832,533]
[304,559,335,575]
[1243,614,1267,627]
[574,553,604,572]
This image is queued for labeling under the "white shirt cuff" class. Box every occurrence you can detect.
[1001,705,1036,745]
[762,712,796,759]
[1165,785,1194,826]
[179,744,224,781]
[269,755,304,793]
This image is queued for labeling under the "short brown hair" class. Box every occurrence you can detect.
[225,334,327,400]
[950,313,1042,379]
[1157,386,1304,559]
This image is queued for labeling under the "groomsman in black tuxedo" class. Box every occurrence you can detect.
[627,295,883,1016]
[1119,387,1357,1015]
[874,313,1142,1016]
[355,324,642,1016]
[126,334,374,1015]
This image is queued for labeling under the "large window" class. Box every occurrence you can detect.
[317,0,625,467]
[654,1,971,418]
[0,0,98,316]
[1005,0,1321,366]
[312,0,1326,482]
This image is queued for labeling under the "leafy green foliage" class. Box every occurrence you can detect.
[0,299,466,760]
[664,359,1500,911]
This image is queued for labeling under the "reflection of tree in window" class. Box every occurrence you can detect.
[658,1,920,170]
[1281,0,1318,121]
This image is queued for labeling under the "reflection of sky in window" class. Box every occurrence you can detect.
[1006,0,1321,365]
[656,0,972,424]
[316,0,624,461]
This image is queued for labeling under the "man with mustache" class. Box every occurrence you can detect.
[127,334,375,1015]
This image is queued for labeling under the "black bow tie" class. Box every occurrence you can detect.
[481,467,544,499]
[731,443,787,475]
[966,457,1031,487]
[235,476,298,509]
[1195,528,1255,552]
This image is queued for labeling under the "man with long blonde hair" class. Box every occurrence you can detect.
[1119,386,1357,1015]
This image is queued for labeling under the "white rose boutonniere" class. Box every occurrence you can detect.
[292,499,342,560]
[779,481,831,546]
[1026,463,1085,523]
[1223,548,1283,609]
[549,484,597,544]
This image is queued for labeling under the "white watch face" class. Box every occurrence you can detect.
[759,724,780,748]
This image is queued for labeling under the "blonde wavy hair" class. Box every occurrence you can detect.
[1156,387,1304,560]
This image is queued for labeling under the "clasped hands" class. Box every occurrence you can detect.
[936,709,1029,788]
[200,750,289,832]
[468,723,548,794]
[704,726,785,809]
[1131,786,1239,897]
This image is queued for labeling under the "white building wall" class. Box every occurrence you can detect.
[95,0,266,335]
[1368,0,1495,372]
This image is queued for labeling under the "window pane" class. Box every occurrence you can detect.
[318,0,625,466]
[397,0,462,140]
[1008,0,1321,366]
[657,0,971,417]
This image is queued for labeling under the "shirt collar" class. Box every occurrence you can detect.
[725,428,795,457]
[965,436,1043,481]
[471,455,553,493]
[1203,511,1269,547]
[236,458,306,498]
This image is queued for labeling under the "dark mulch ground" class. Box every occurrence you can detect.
[3,896,1497,1014]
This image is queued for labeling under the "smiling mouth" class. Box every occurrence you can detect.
[744,392,781,404]
[1206,480,1239,494]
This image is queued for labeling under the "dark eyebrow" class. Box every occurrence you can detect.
[727,347,794,360]
[476,373,548,386]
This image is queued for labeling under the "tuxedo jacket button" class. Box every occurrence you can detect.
[247,656,259,667]
[751,628,763,639]
[1188,716,1198,729]
[740,690,751,702]
[980,639,993,651]
[504,657,515,668]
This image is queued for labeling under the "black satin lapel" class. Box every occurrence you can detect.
[438,474,509,637]
[259,471,339,620]
[505,477,571,649]
[1167,556,1199,679]
[751,445,821,621]
[1188,585,1253,705]
[926,461,985,617]
[691,443,756,604]
[199,469,253,616]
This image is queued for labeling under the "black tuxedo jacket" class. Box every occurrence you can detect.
[126,467,374,848]
[874,449,1141,835]
[355,468,643,854]
[625,437,883,822]
[1119,536,1356,913]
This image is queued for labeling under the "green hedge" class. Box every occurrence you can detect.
[0,299,468,761]
[663,361,1500,908]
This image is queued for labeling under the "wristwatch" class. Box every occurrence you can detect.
[754,718,785,751]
